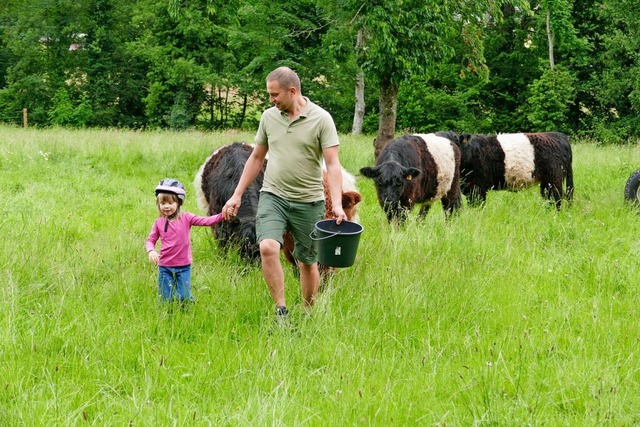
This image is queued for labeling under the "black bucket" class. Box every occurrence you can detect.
[311,219,364,268]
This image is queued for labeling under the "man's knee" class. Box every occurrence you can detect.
[260,239,281,259]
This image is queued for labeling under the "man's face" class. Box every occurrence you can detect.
[267,80,293,112]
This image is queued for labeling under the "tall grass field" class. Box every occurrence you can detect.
[2,125,640,425]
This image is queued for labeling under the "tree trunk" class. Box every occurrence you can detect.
[209,88,214,125]
[546,9,555,69]
[352,29,365,135]
[238,93,248,128]
[374,74,398,159]
[352,68,365,135]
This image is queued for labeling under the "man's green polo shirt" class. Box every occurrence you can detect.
[255,97,339,203]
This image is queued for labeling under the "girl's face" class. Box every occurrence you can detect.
[157,194,179,217]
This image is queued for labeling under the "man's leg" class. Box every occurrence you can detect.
[260,238,286,308]
[299,262,320,307]
[288,199,324,308]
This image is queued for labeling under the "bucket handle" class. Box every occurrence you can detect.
[309,229,340,241]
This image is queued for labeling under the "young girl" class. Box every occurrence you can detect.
[145,178,224,303]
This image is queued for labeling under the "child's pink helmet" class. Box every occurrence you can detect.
[155,178,186,205]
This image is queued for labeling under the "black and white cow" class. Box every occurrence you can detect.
[456,132,573,208]
[360,133,462,223]
[194,142,265,261]
[195,142,363,266]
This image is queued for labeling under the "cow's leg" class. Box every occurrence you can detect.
[442,194,461,216]
[467,186,486,207]
[565,162,574,202]
[541,175,563,209]
[299,262,320,307]
[418,204,431,218]
[260,239,286,308]
[282,230,299,275]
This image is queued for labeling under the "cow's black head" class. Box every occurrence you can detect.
[360,161,420,223]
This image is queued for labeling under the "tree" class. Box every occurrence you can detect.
[321,1,524,157]
[84,0,148,127]
[472,1,586,133]
[359,2,454,157]
[351,29,365,135]
[0,0,91,125]
[526,65,575,131]
[591,0,640,141]
[131,0,236,129]
[521,0,580,132]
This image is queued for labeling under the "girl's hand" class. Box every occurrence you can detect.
[223,196,241,220]
[148,250,159,265]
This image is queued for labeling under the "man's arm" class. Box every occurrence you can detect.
[223,144,268,220]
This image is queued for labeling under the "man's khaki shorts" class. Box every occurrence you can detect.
[256,192,325,264]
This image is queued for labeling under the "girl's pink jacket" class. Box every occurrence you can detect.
[145,212,224,267]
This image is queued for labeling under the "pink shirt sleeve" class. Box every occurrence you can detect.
[188,212,225,226]
[145,220,160,253]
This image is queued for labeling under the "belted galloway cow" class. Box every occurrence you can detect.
[456,132,573,208]
[360,133,462,223]
[195,143,362,266]
[194,142,264,261]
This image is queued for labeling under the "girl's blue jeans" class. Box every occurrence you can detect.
[158,265,193,302]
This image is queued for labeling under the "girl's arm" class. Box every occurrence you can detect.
[145,222,160,265]
[188,212,225,227]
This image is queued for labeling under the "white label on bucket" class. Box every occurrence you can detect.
[335,247,341,256]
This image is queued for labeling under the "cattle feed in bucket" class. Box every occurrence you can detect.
[311,219,363,268]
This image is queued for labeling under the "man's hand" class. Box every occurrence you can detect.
[222,195,241,220]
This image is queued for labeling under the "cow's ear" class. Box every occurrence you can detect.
[342,191,362,207]
[405,167,421,181]
[360,166,379,179]
[460,133,472,146]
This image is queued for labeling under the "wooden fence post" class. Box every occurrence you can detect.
[23,108,28,128]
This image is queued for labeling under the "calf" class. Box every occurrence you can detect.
[457,132,573,208]
[360,133,462,223]
[194,142,265,261]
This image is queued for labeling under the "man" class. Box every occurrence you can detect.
[223,66,346,317]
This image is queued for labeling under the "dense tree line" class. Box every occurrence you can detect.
[0,0,638,143]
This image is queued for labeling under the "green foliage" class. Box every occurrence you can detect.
[358,1,455,84]
[0,75,51,125]
[397,68,493,134]
[589,0,640,141]
[168,92,191,130]
[84,0,148,127]
[525,65,576,132]
[49,89,94,127]
[0,0,638,141]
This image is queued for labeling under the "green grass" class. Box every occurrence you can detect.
[2,125,640,425]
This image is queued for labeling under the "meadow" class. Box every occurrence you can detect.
[2,125,640,425]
